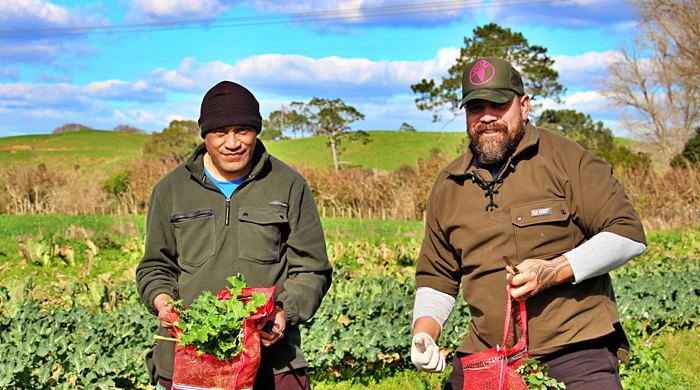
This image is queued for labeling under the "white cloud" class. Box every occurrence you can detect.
[111,99,200,132]
[552,51,618,90]
[0,66,20,81]
[0,0,87,27]
[0,89,199,136]
[2,47,631,136]
[0,83,82,108]
[0,0,105,64]
[150,58,235,93]
[0,78,167,113]
[534,89,630,135]
[83,79,165,101]
[485,0,636,28]
[1,40,63,63]
[250,0,476,28]
[350,94,464,132]
[0,47,465,135]
[127,0,238,21]
[149,48,460,98]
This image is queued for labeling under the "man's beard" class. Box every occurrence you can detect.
[469,120,525,164]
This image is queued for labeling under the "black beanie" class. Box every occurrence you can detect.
[198,81,262,137]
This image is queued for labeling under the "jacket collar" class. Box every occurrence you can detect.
[445,122,540,177]
[185,138,270,182]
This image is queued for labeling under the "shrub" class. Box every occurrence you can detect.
[143,120,200,163]
[670,128,700,168]
[113,124,146,134]
[398,123,416,132]
[536,109,650,168]
[101,158,173,214]
[0,164,68,214]
[52,123,93,133]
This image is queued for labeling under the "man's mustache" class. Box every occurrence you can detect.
[474,122,508,134]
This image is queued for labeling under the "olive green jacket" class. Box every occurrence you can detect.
[136,140,332,380]
[416,124,645,358]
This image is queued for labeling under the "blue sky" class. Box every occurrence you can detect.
[0,0,640,137]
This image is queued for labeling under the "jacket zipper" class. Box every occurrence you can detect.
[196,152,265,227]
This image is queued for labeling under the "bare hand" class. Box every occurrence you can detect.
[506,256,573,301]
[257,305,286,347]
[154,294,176,329]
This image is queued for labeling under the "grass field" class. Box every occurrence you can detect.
[0,128,645,174]
[0,214,420,243]
[659,327,700,387]
[0,129,465,173]
[265,131,465,171]
[0,130,148,174]
[0,214,421,289]
[322,216,423,243]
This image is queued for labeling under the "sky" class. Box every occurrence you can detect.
[0,0,641,137]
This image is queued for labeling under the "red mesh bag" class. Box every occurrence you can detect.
[171,286,276,390]
[461,285,528,390]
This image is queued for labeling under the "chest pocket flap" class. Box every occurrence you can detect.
[511,199,570,227]
[510,199,573,260]
[239,208,288,225]
[171,208,215,267]
[238,207,288,263]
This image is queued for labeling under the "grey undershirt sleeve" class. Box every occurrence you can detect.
[412,287,456,331]
[565,231,647,284]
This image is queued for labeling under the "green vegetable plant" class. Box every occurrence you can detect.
[515,358,566,389]
[172,275,267,361]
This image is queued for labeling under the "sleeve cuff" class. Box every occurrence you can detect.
[144,285,178,316]
[278,291,300,326]
[412,287,456,331]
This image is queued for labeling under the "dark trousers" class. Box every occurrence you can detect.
[158,369,311,390]
[444,336,623,390]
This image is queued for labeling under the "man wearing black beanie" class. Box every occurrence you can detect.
[137,81,332,390]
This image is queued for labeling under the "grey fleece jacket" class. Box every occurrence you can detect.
[136,140,332,380]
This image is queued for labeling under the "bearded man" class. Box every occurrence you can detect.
[409,57,647,389]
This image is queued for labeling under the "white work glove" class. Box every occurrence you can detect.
[411,332,446,372]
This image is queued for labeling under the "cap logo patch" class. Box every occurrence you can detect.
[469,59,495,86]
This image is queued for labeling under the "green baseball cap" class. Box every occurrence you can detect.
[459,57,525,108]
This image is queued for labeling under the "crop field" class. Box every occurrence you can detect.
[0,214,698,389]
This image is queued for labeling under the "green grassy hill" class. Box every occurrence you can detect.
[0,130,149,173]
[265,131,465,170]
[0,128,638,174]
[0,130,466,173]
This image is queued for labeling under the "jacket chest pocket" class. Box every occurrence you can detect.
[511,199,574,260]
[171,209,215,267]
[238,207,288,263]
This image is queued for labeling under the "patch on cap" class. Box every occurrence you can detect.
[469,59,496,86]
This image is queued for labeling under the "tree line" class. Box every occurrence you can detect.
[9,0,698,223]
[51,0,700,171]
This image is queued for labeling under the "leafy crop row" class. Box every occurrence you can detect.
[0,226,696,388]
[0,285,152,389]
[1,256,697,388]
